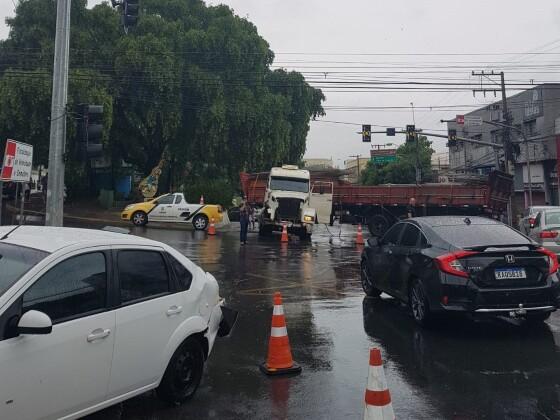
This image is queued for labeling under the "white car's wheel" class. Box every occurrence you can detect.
[132,211,148,226]
[193,215,208,231]
[157,337,205,405]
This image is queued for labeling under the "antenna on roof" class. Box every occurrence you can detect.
[0,225,22,240]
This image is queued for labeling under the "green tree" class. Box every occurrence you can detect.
[361,136,434,185]
[0,0,324,200]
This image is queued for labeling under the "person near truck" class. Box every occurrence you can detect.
[239,199,250,245]
[407,197,417,218]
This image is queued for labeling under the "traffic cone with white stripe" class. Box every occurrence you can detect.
[364,348,395,420]
[208,217,216,235]
[356,224,365,246]
[260,292,301,376]
[280,222,289,243]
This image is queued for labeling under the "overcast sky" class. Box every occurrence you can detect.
[0,0,559,166]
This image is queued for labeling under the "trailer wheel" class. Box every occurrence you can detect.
[329,214,334,226]
[368,215,390,237]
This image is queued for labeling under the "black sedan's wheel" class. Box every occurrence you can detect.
[131,211,148,226]
[157,337,205,405]
[361,260,382,297]
[193,214,208,231]
[410,279,432,326]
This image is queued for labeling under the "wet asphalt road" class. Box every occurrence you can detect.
[84,223,560,420]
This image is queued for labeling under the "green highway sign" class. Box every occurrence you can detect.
[371,155,397,164]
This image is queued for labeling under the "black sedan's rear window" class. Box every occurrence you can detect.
[433,224,531,248]
[0,243,49,298]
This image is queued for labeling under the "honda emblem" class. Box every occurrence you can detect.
[505,255,515,264]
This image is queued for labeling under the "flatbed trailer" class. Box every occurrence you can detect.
[240,170,513,236]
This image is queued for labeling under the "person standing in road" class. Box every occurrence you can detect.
[239,199,250,245]
[407,197,416,218]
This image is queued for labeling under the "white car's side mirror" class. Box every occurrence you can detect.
[17,310,53,335]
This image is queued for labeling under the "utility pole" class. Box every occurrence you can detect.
[349,154,362,184]
[472,70,515,225]
[45,0,71,227]
[411,102,421,184]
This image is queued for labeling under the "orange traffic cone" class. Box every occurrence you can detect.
[208,218,216,235]
[356,224,365,245]
[260,292,301,376]
[200,195,204,205]
[364,348,395,420]
[280,222,289,243]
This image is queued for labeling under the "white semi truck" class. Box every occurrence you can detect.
[257,165,317,240]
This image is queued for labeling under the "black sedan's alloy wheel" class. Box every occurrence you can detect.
[410,279,432,326]
[361,261,382,297]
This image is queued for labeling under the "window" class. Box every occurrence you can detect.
[0,243,48,299]
[168,254,193,291]
[23,253,107,323]
[545,211,560,226]
[174,195,183,204]
[419,234,428,248]
[400,224,421,247]
[157,195,174,205]
[524,119,537,137]
[433,224,530,248]
[270,177,309,193]
[382,223,405,246]
[118,250,169,303]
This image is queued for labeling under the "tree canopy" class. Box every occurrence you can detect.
[361,136,434,185]
[0,0,325,195]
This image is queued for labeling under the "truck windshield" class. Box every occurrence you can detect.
[270,177,309,193]
[0,243,48,298]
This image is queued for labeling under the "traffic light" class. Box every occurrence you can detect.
[386,127,396,136]
[77,104,104,160]
[447,129,457,147]
[406,125,416,143]
[362,124,371,143]
[122,0,139,29]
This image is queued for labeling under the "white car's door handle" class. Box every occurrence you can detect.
[166,305,183,317]
[87,328,111,343]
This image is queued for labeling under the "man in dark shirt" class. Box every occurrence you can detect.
[407,197,416,218]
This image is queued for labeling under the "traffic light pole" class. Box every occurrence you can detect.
[46,0,71,227]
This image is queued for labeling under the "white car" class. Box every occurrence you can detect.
[0,225,236,420]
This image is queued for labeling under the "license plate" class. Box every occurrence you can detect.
[494,268,527,279]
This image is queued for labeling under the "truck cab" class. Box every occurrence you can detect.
[259,165,317,239]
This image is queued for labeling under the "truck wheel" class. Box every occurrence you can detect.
[368,215,390,237]
[193,214,208,231]
[299,229,311,241]
[329,214,334,226]
[132,211,148,226]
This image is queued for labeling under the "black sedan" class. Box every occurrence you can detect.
[361,216,560,326]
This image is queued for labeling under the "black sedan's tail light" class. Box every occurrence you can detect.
[538,247,559,274]
[435,250,478,278]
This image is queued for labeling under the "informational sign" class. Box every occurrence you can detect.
[456,115,465,125]
[371,148,397,164]
[1,139,33,182]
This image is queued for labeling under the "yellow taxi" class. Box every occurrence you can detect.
[121,193,223,230]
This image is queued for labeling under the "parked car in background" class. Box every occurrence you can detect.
[361,216,560,326]
[0,226,236,420]
[121,193,224,230]
[520,206,560,235]
[527,208,560,255]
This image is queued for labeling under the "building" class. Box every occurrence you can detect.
[302,158,334,170]
[344,157,369,184]
[431,153,450,183]
[447,83,560,209]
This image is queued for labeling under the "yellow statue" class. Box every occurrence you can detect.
[139,149,168,199]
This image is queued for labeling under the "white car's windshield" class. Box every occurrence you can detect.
[0,243,48,298]
[270,177,309,193]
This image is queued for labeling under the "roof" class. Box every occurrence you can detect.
[413,216,499,228]
[0,226,158,253]
[270,167,310,179]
